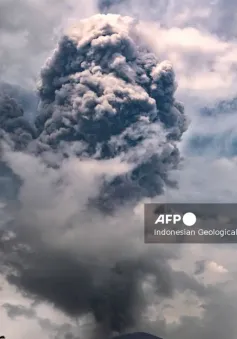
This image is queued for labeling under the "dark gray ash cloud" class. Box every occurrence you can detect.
[0,87,37,200]
[0,92,36,150]
[35,14,187,208]
[0,13,188,338]
[2,3,237,339]
[0,83,38,118]
[2,303,36,320]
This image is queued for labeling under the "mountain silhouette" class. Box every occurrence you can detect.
[112,332,163,339]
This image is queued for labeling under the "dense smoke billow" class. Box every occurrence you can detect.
[0,93,36,150]
[0,90,37,200]
[0,13,187,337]
[36,14,187,207]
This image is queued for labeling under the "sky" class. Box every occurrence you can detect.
[1,1,237,339]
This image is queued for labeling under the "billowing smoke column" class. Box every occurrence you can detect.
[0,92,35,150]
[0,90,36,200]
[0,14,187,338]
[36,14,187,208]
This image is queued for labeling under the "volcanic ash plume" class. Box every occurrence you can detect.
[36,13,187,208]
[0,14,187,338]
[0,90,36,200]
[0,92,35,150]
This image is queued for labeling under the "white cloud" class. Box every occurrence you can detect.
[138,22,237,102]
